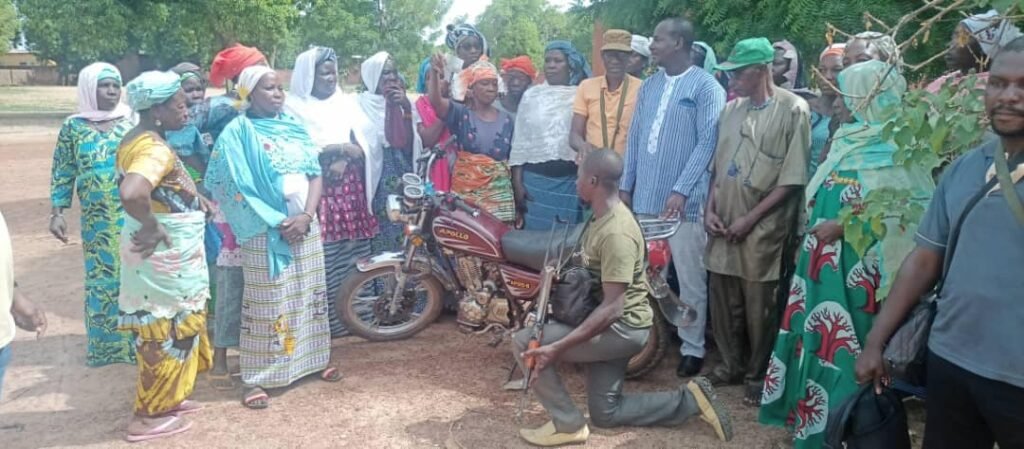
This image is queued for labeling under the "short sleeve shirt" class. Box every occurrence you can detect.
[581,201,652,328]
[445,101,515,161]
[916,142,1024,388]
[572,75,641,154]
[117,133,202,214]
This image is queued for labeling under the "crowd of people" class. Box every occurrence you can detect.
[0,9,1021,448]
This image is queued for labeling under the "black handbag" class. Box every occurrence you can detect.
[883,151,1024,385]
[550,265,600,326]
[824,384,911,449]
[549,213,649,327]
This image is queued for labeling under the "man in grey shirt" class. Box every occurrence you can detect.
[856,37,1024,449]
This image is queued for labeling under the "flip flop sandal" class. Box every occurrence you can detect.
[207,372,236,391]
[124,416,193,443]
[321,366,344,383]
[167,400,204,417]
[242,388,269,410]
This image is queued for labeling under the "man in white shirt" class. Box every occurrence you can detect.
[0,210,47,398]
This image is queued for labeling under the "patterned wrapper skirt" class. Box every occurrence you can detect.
[240,223,331,388]
[452,151,515,223]
[119,310,212,417]
[521,162,582,231]
[322,239,372,337]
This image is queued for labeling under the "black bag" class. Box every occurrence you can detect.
[883,151,1024,385]
[550,266,600,326]
[824,384,911,449]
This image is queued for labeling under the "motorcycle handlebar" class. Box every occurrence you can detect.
[442,195,478,217]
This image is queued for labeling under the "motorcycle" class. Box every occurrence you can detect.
[337,145,694,379]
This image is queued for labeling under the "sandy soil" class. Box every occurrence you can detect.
[0,122,854,449]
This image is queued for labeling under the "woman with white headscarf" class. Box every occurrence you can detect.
[927,9,1023,93]
[349,51,423,253]
[48,62,136,367]
[285,46,378,338]
[206,65,338,410]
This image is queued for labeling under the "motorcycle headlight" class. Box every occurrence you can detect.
[386,195,404,222]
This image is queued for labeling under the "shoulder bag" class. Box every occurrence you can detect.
[883,150,1024,386]
[599,76,631,150]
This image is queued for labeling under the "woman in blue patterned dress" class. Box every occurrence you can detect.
[48,62,136,366]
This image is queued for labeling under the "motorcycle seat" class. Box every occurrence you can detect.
[500,224,584,272]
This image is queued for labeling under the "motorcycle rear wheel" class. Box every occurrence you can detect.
[337,266,445,342]
[625,297,670,379]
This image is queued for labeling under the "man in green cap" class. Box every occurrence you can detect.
[703,37,811,406]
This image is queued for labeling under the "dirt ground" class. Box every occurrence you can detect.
[0,121,801,448]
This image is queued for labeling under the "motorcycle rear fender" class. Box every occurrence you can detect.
[356,252,459,291]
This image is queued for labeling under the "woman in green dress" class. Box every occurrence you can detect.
[49,62,136,366]
[758,60,934,447]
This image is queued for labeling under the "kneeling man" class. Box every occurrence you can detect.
[512,149,733,446]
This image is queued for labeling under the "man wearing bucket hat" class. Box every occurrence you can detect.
[570,29,642,158]
[704,37,811,406]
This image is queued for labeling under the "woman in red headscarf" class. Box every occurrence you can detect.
[497,56,536,117]
[196,44,268,392]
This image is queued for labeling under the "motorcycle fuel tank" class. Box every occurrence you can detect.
[432,206,510,260]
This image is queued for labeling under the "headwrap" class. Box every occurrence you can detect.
[820,43,846,60]
[806,59,932,299]
[457,60,499,100]
[631,35,652,58]
[289,46,337,100]
[125,70,182,112]
[209,45,267,88]
[850,32,902,67]
[960,9,1023,57]
[236,65,276,110]
[71,62,132,121]
[353,51,423,210]
[445,23,489,57]
[544,40,591,86]
[693,41,718,73]
[170,62,204,84]
[500,56,537,81]
[416,57,432,94]
[773,40,802,89]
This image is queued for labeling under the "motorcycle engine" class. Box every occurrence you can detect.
[453,256,512,330]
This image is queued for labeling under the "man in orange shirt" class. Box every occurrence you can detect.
[570,29,642,159]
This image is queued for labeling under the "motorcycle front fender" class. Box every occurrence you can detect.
[356,251,406,271]
[355,251,459,292]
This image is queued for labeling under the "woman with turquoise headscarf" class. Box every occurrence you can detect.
[692,41,729,92]
[206,65,339,410]
[48,62,136,367]
[116,70,211,442]
[759,60,934,448]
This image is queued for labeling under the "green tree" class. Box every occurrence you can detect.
[18,0,131,80]
[586,0,982,77]
[376,0,453,85]
[1,1,16,51]
[478,0,590,66]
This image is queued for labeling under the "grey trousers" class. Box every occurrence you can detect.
[513,322,700,433]
[213,266,244,348]
[640,216,709,358]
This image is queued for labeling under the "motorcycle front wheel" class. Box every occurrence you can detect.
[337,266,445,342]
[625,297,670,379]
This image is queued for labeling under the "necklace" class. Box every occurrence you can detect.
[749,97,774,111]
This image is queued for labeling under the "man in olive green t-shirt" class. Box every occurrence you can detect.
[512,149,733,447]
